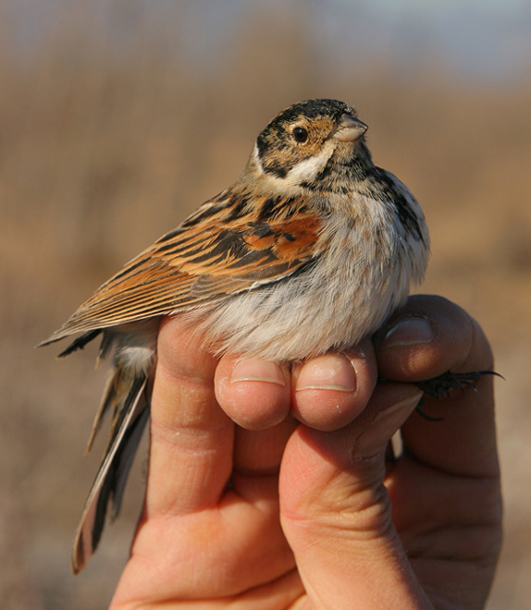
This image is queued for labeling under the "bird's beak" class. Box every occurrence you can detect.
[334,114,368,142]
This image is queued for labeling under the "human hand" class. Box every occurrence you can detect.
[110,295,502,610]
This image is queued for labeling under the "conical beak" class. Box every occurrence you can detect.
[334,114,368,142]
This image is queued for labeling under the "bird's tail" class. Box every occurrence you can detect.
[62,323,158,574]
[71,364,150,574]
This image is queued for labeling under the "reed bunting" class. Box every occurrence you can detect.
[41,99,487,573]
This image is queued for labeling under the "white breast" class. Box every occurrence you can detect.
[188,190,428,362]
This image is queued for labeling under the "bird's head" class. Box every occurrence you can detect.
[250,99,371,192]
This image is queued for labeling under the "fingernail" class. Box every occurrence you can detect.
[295,354,356,392]
[381,316,435,348]
[230,358,286,386]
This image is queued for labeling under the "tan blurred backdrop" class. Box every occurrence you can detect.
[1,2,530,608]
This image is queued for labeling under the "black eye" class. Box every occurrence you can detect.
[292,126,308,143]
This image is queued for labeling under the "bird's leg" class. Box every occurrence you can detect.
[378,370,502,421]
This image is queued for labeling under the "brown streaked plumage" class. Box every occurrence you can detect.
[42,99,432,573]
[45,193,320,340]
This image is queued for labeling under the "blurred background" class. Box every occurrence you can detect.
[1,0,530,607]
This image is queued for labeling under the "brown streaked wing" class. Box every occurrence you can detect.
[43,194,322,342]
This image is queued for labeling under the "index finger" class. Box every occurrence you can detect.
[374,295,499,478]
[146,316,233,515]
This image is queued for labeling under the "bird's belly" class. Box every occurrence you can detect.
[193,258,409,362]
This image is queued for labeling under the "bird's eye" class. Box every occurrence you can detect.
[292,126,308,143]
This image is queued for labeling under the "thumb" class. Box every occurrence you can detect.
[279,383,432,610]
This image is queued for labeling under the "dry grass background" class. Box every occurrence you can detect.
[1,4,530,609]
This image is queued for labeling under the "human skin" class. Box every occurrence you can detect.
[110,295,502,610]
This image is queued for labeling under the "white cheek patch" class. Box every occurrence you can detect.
[252,141,335,190]
[285,151,330,184]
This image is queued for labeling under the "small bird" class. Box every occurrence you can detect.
[42,99,478,573]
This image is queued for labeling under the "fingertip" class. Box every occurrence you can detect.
[374,295,491,381]
[215,356,291,430]
[291,340,377,431]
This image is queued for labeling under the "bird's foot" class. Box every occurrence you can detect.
[378,370,502,422]
[413,370,502,421]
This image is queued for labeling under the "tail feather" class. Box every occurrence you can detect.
[72,373,149,574]
[108,401,150,521]
[85,362,137,455]
[40,320,158,574]
[86,372,116,454]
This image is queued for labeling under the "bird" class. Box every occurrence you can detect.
[41,98,483,574]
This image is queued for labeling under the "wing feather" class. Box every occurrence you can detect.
[42,191,321,344]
